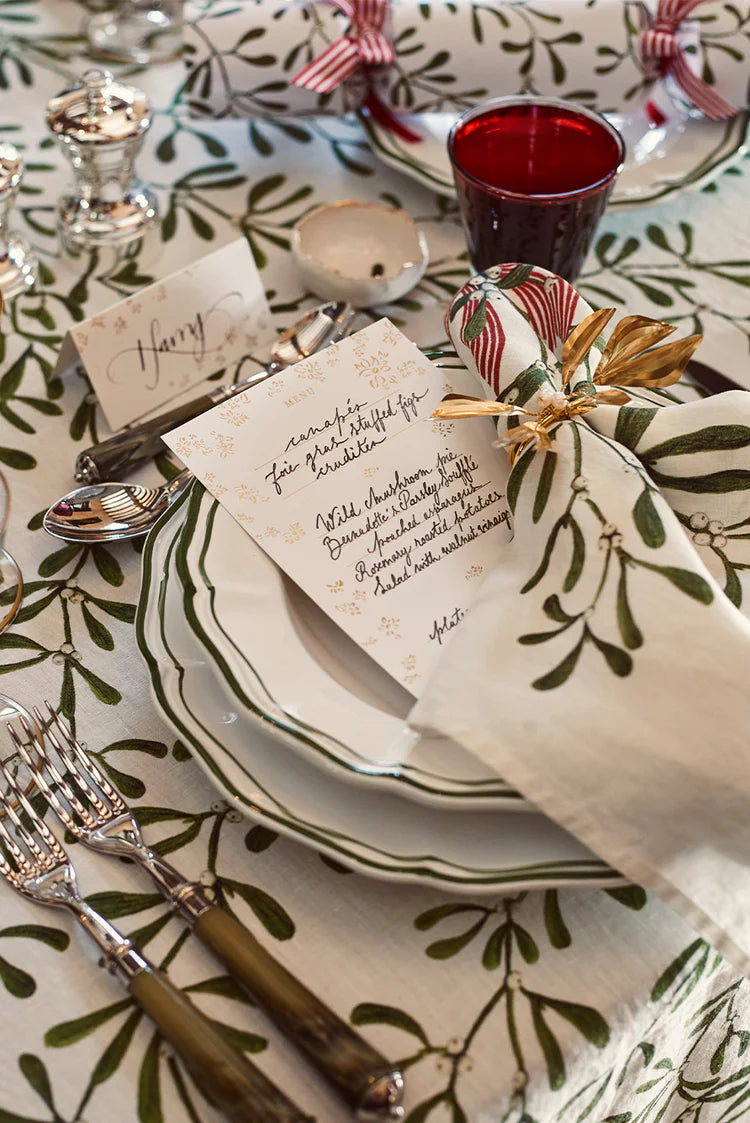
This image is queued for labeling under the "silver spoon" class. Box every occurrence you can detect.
[43,470,192,543]
[74,300,357,484]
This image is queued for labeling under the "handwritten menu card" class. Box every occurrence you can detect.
[55,239,273,431]
[165,319,512,695]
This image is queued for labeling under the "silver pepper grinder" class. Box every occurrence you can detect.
[0,144,38,298]
[45,69,159,256]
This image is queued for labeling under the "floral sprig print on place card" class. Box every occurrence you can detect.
[361,636,377,647]
[284,522,304,543]
[203,472,229,498]
[354,351,398,391]
[209,430,235,459]
[402,653,419,685]
[378,616,401,638]
[363,467,380,477]
[217,398,251,427]
[114,316,127,335]
[431,420,455,436]
[465,565,484,580]
[235,484,268,504]
[327,579,344,594]
[172,433,212,459]
[335,601,362,616]
[398,359,422,380]
[298,358,326,382]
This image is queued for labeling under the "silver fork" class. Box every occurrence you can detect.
[0,743,311,1123]
[10,704,404,1123]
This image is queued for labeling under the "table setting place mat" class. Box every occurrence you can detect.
[153,258,750,975]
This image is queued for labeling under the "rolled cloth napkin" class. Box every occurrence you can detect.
[182,0,748,121]
[408,263,750,973]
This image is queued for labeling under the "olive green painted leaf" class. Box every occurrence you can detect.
[632,280,672,307]
[518,625,572,645]
[532,636,584,691]
[543,594,575,623]
[92,545,124,587]
[224,881,294,941]
[406,1092,449,1123]
[718,552,742,608]
[152,819,202,856]
[414,903,485,931]
[89,597,136,623]
[0,348,29,397]
[513,922,539,963]
[46,997,134,1046]
[208,1019,266,1054]
[616,569,643,650]
[605,886,647,909]
[184,976,250,1004]
[156,132,175,162]
[351,1002,430,1045]
[614,407,658,451]
[98,758,144,799]
[38,542,81,577]
[648,466,750,493]
[589,632,632,677]
[497,264,534,289]
[91,1009,143,1087]
[563,517,585,592]
[186,207,214,240]
[533,452,556,524]
[172,740,191,761]
[482,923,508,970]
[463,298,487,342]
[638,562,713,604]
[161,203,176,242]
[73,662,122,706]
[18,1056,53,1110]
[543,890,571,948]
[710,1038,727,1074]
[507,450,533,516]
[0,924,69,950]
[0,1107,46,1122]
[531,1000,565,1089]
[641,425,750,461]
[138,1031,162,1123]
[247,173,284,209]
[0,954,34,997]
[633,489,665,549]
[646,224,671,252]
[521,517,565,594]
[81,602,114,651]
[544,996,610,1047]
[244,825,278,852]
[105,739,168,758]
[127,913,172,951]
[425,917,487,959]
[86,891,163,920]
[651,938,707,1001]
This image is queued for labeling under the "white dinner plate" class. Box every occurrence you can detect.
[358,107,750,209]
[178,480,526,810]
[136,485,624,892]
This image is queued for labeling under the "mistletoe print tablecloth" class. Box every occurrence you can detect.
[1,2,750,1121]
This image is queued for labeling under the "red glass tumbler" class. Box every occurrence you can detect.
[448,97,625,282]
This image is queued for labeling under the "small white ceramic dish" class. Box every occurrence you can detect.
[291,200,429,307]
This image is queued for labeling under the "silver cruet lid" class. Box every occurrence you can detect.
[45,68,151,145]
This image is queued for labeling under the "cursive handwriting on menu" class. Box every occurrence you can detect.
[106,290,243,389]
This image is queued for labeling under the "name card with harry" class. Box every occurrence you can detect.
[54,239,272,431]
[166,319,513,696]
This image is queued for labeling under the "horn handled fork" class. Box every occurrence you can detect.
[9,705,405,1123]
[0,748,312,1123]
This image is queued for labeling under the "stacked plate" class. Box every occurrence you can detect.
[136,482,624,893]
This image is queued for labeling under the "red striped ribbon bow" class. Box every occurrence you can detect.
[640,0,736,119]
[292,0,394,94]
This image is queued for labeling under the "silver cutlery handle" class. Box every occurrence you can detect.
[193,904,404,1121]
[74,366,279,484]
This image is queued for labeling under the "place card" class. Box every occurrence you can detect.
[55,238,273,431]
[165,319,513,695]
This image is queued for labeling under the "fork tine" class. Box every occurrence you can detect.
[8,721,79,833]
[0,756,65,864]
[19,713,92,820]
[41,703,127,816]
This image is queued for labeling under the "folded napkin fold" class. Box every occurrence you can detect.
[409,264,750,974]
[183,0,748,122]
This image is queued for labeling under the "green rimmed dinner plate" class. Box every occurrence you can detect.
[135,485,625,891]
[177,481,524,811]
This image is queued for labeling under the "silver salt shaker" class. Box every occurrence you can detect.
[45,69,159,256]
[0,144,37,297]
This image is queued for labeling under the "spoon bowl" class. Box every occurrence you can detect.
[43,470,192,543]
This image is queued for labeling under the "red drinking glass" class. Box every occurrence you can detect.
[448,97,625,282]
